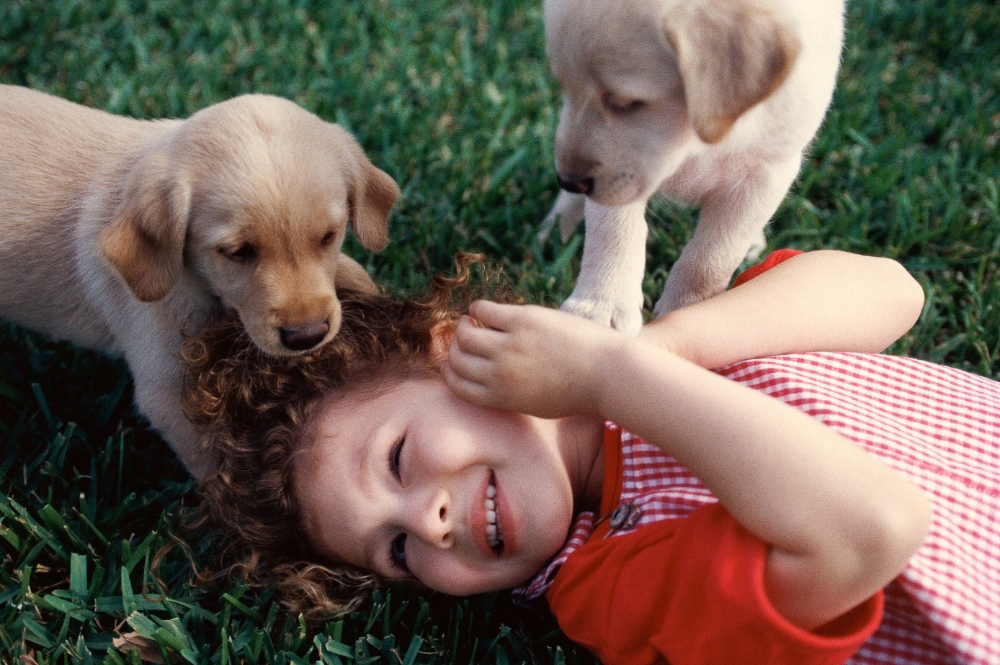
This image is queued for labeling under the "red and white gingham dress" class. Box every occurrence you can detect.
[515,352,1000,665]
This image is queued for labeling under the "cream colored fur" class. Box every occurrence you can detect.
[543,0,845,334]
[0,86,399,479]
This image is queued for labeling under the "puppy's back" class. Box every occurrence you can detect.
[0,86,172,349]
[0,86,162,206]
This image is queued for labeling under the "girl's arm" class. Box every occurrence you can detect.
[443,302,930,631]
[645,250,925,368]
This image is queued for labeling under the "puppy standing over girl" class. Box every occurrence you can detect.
[186,250,1000,665]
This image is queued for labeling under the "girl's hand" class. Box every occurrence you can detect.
[442,300,624,418]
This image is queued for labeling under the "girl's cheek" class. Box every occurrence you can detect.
[405,548,440,590]
[412,554,488,595]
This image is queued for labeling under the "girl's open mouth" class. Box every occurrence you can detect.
[485,472,504,554]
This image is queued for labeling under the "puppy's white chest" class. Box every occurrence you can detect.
[656,149,742,205]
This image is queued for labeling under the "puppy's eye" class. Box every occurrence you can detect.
[603,94,645,115]
[219,243,258,263]
[320,231,337,248]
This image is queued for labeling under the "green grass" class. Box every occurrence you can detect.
[1,0,998,663]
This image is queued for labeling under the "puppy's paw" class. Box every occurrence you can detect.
[561,294,643,337]
[539,191,586,242]
[653,280,725,318]
[652,290,695,318]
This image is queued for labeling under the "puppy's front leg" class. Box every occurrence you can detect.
[654,158,802,315]
[561,198,648,336]
[540,190,586,242]
[128,344,217,482]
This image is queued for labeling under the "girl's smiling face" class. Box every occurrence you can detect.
[293,377,599,595]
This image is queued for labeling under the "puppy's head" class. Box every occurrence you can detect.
[545,0,800,205]
[100,95,400,356]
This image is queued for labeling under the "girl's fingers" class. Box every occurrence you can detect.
[452,316,505,358]
[468,300,521,331]
[447,341,497,383]
[441,361,492,406]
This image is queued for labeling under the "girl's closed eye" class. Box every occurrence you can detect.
[388,436,408,574]
[389,533,408,573]
[389,435,405,481]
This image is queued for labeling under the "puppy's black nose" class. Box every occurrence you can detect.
[280,319,331,351]
[556,174,594,195]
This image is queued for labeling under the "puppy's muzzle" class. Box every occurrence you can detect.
[280,318,331,351]
[557,174,594,195]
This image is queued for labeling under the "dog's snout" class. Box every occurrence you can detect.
[556,174,594,195]
[279,319,331,351]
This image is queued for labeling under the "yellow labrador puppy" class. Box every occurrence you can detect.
[543,0,845,334]
[0,86,399,479]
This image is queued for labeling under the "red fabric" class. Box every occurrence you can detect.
[591,423,624,540]
[546,456,881,665]
[732,248,803,287]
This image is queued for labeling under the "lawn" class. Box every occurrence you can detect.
[1,0,998,663]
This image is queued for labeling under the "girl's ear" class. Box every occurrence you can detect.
[429,321,457,366]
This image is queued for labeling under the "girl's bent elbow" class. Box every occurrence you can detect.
[817,486,931,617]
[805,490,929,628]
[866,487,931,585]
[894,488,931,560]
[883,258,925,329]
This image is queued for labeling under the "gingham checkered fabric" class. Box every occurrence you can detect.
[514,353,1000,665]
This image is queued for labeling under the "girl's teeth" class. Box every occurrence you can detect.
[485,476,504,549]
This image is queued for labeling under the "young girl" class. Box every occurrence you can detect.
[185,250,999,665]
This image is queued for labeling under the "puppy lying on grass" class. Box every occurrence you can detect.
[0,85,399,479]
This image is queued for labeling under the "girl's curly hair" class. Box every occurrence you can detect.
[179,253,515,620]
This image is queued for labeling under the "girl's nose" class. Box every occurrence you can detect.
[413,489,453,549]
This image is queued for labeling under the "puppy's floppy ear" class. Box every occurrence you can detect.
[100,152,191,302]
[335,254,379,295]
[341,131,400,252]
[665,0,801,144]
